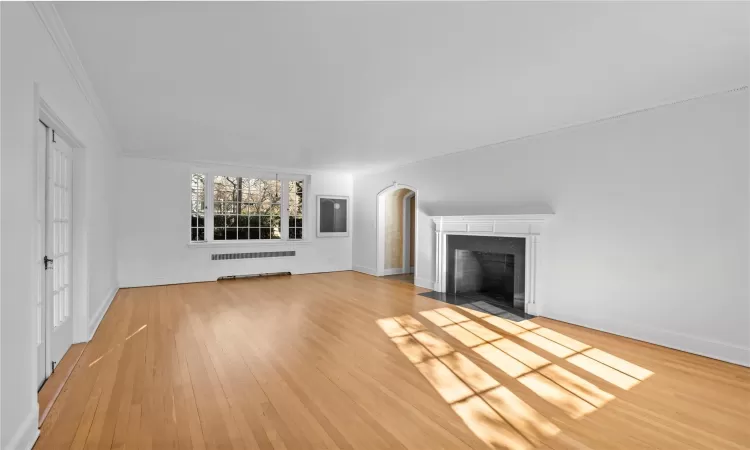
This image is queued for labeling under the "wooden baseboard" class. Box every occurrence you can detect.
[38,342,86,426]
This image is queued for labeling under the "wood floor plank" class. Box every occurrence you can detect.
[34,271,750,450]
[109,292,149,449]
[38,342,86,426]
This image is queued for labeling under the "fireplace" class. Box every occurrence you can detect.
[431,214,552,315]
[448,235,526,309]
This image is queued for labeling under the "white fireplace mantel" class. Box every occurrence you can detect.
[430,214,553,315]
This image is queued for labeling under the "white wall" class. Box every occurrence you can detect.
[0,3,120,449]
[116,156,353,287]
[353,89,750,366]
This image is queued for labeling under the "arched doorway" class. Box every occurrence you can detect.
[376,183,418,283]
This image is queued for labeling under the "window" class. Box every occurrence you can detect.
[214,177,281,240]
[190,172,304,243]
[288,180,303,240]
[191,174,206,242]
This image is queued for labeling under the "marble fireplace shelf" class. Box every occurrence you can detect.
[430,214,553,234]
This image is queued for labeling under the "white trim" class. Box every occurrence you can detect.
[190,164,308,182]
[30,2,121,152]
[376,183,419,277]
[414,277,435,290]
[383,267,408,276]
[3,408,39,450]
[187,240,312,249]
[281,176,290,240]
[125,152,330,179]
[38,99,85,148]
[377,193,387,275]
[402,192,415,273]
[355,87,748,177]
[432,214,553,227]
[543,309,750,368]
[431,214,553,314]
[204,174,214,241]
[33,94,47,392]
[88,287,118,340]
[32,93,89,398]
[352,265,377,276]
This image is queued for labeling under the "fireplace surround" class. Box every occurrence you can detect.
[431,214,552,315]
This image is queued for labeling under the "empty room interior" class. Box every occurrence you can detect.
[2,1,750,449]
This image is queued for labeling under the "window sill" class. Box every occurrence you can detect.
[187,240,312,249]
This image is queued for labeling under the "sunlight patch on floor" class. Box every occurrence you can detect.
[516,373,596,419]
[380,307,655,448]
[566,354,640,390]
[582,348,653,381]
[422,307,654,410]
[452,307,652,390]
[539,365,614,408]
[377,315,559,450]
[451,396,534,450]
[422,310,603,418]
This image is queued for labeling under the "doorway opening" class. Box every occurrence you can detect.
[35,97,89,425]
[376,183,417,285]
[33,94,88,403]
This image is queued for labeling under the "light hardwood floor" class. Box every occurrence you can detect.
[38,342,86,426]
[36,271,750,449]
[382,273,415,285]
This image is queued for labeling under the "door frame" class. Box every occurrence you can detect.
[33,87,88,393]
[375,182,419,278]
[402,191,415,274]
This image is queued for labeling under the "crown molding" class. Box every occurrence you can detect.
[357,85,748,177]
[30,2,122,152]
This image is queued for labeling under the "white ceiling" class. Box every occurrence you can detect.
[56,2,749,173]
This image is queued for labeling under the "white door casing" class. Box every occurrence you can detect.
[402,191,415,274]
[35,96,86,391]
[376,182,419,277]
[35,122,48,389]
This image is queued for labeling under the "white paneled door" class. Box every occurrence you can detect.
[36,121,75,388]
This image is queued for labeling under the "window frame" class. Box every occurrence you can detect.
[190,169,308,246]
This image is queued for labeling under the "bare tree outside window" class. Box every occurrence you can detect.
[288,180,303,239]
[190,174,205,241]
[191,173,303,242]
[213,176,281,240]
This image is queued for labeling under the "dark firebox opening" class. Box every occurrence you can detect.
[446,235,526,311]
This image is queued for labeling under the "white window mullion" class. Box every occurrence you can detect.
[205,173,214,242]
[304,178,309,239]
[281,178,289,241]
[300,177,308,240]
